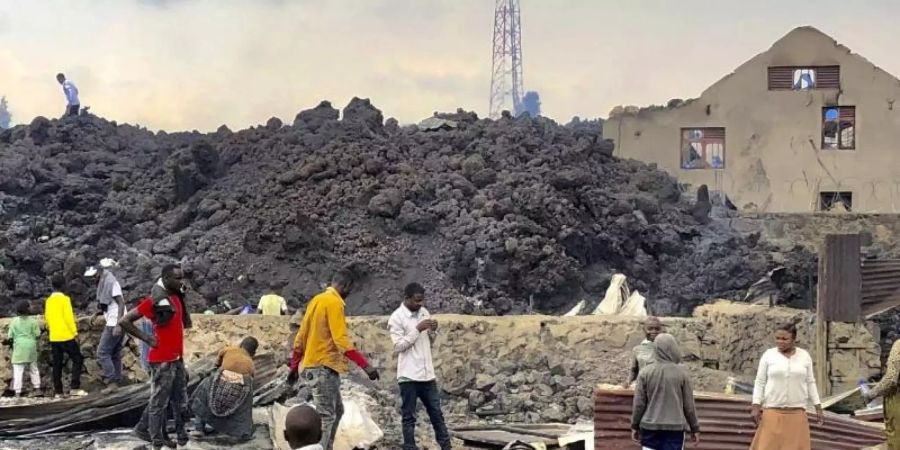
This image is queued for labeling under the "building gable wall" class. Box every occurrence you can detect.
[604,27,900,213]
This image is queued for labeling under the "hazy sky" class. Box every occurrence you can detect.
[2,0,900,131]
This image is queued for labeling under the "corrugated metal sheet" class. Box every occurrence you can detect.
[818,234,862,322]
[0,353,282,437]
[594,388,884,450]
[451,423,572,447]
[861,259,900,318]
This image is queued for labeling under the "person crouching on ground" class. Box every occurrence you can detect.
[189,336,259,442]
[750,323,823,450]
[8,301,41,398]
[631,333,700,449]
[623,316,663,388]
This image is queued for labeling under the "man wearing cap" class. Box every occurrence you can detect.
[85,258,126,387]
[120,264,191,449]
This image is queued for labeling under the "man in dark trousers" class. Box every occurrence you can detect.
[287,265,380,450]
[631,333,701,450]
[43,276,86,398]
[120,264,191,450]
[388,282,451,450]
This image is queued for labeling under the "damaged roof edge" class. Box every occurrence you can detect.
[608,26,900,121]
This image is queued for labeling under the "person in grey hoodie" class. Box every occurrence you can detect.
[631,333,700,449]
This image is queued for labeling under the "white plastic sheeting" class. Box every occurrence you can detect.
[563,299,585,316]
[590,274,647,317]
[269,387,383,450]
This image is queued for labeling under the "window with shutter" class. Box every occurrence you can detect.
[768,66,840,90]
[680,128,725,169]
[822,106,855,150]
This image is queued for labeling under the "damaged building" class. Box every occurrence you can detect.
[603,26,900,213]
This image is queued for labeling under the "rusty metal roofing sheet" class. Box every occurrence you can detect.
[819,234,861,322]
[0,353,282,437]
[861,258,900,318]
[594,388,884,450]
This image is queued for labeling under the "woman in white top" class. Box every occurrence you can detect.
[750,323,824,450]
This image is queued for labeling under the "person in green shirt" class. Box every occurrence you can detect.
[8,301,41,397]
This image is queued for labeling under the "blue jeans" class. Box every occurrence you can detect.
[400,380,451,450]
[97,326,124,383]
[139,320,153,371]
[640,429,685,450]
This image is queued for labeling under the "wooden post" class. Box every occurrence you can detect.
[815,233,861,396]
[814,306,830,396]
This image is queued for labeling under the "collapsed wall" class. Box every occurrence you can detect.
[0,302,880,428]
[0,101,810,317]
[695,301,881,393]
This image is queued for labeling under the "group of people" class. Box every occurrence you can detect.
[625,317,826,450]
[13,259,900,450]
[286,267,451,450]
[5,258,137,399]
[6,275,88,399]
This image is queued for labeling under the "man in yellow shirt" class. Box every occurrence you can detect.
[257,282,288,316]
[44,276,86,398]
[287,266,379,450]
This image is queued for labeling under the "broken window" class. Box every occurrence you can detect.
[794,69,816,89]
[822,106,855,150]
[819,191,852,212]
[680,128,725,169]
[768,66,839,90]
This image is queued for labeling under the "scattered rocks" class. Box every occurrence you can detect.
[0,100,811,316]
[367,188,404,218]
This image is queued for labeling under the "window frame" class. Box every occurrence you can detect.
[818,191,853,212]
[768,66,840,90]
[821,106,856,151]
[679,127,726,170]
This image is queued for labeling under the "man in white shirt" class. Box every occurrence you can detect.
[388,282,451,450]
[86,259,126,387]
[56,73,80,117]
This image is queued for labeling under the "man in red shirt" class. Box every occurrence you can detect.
[120,264,190,450]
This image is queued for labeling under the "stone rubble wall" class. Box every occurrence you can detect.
[732,213,900,255]
[695,301,882,393]
[0,303,881,423]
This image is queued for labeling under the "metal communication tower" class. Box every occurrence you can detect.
[489,0,524,119]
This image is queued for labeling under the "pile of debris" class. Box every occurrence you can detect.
[0,100,809,316]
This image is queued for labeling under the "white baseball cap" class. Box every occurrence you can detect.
[85,258,118,277]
